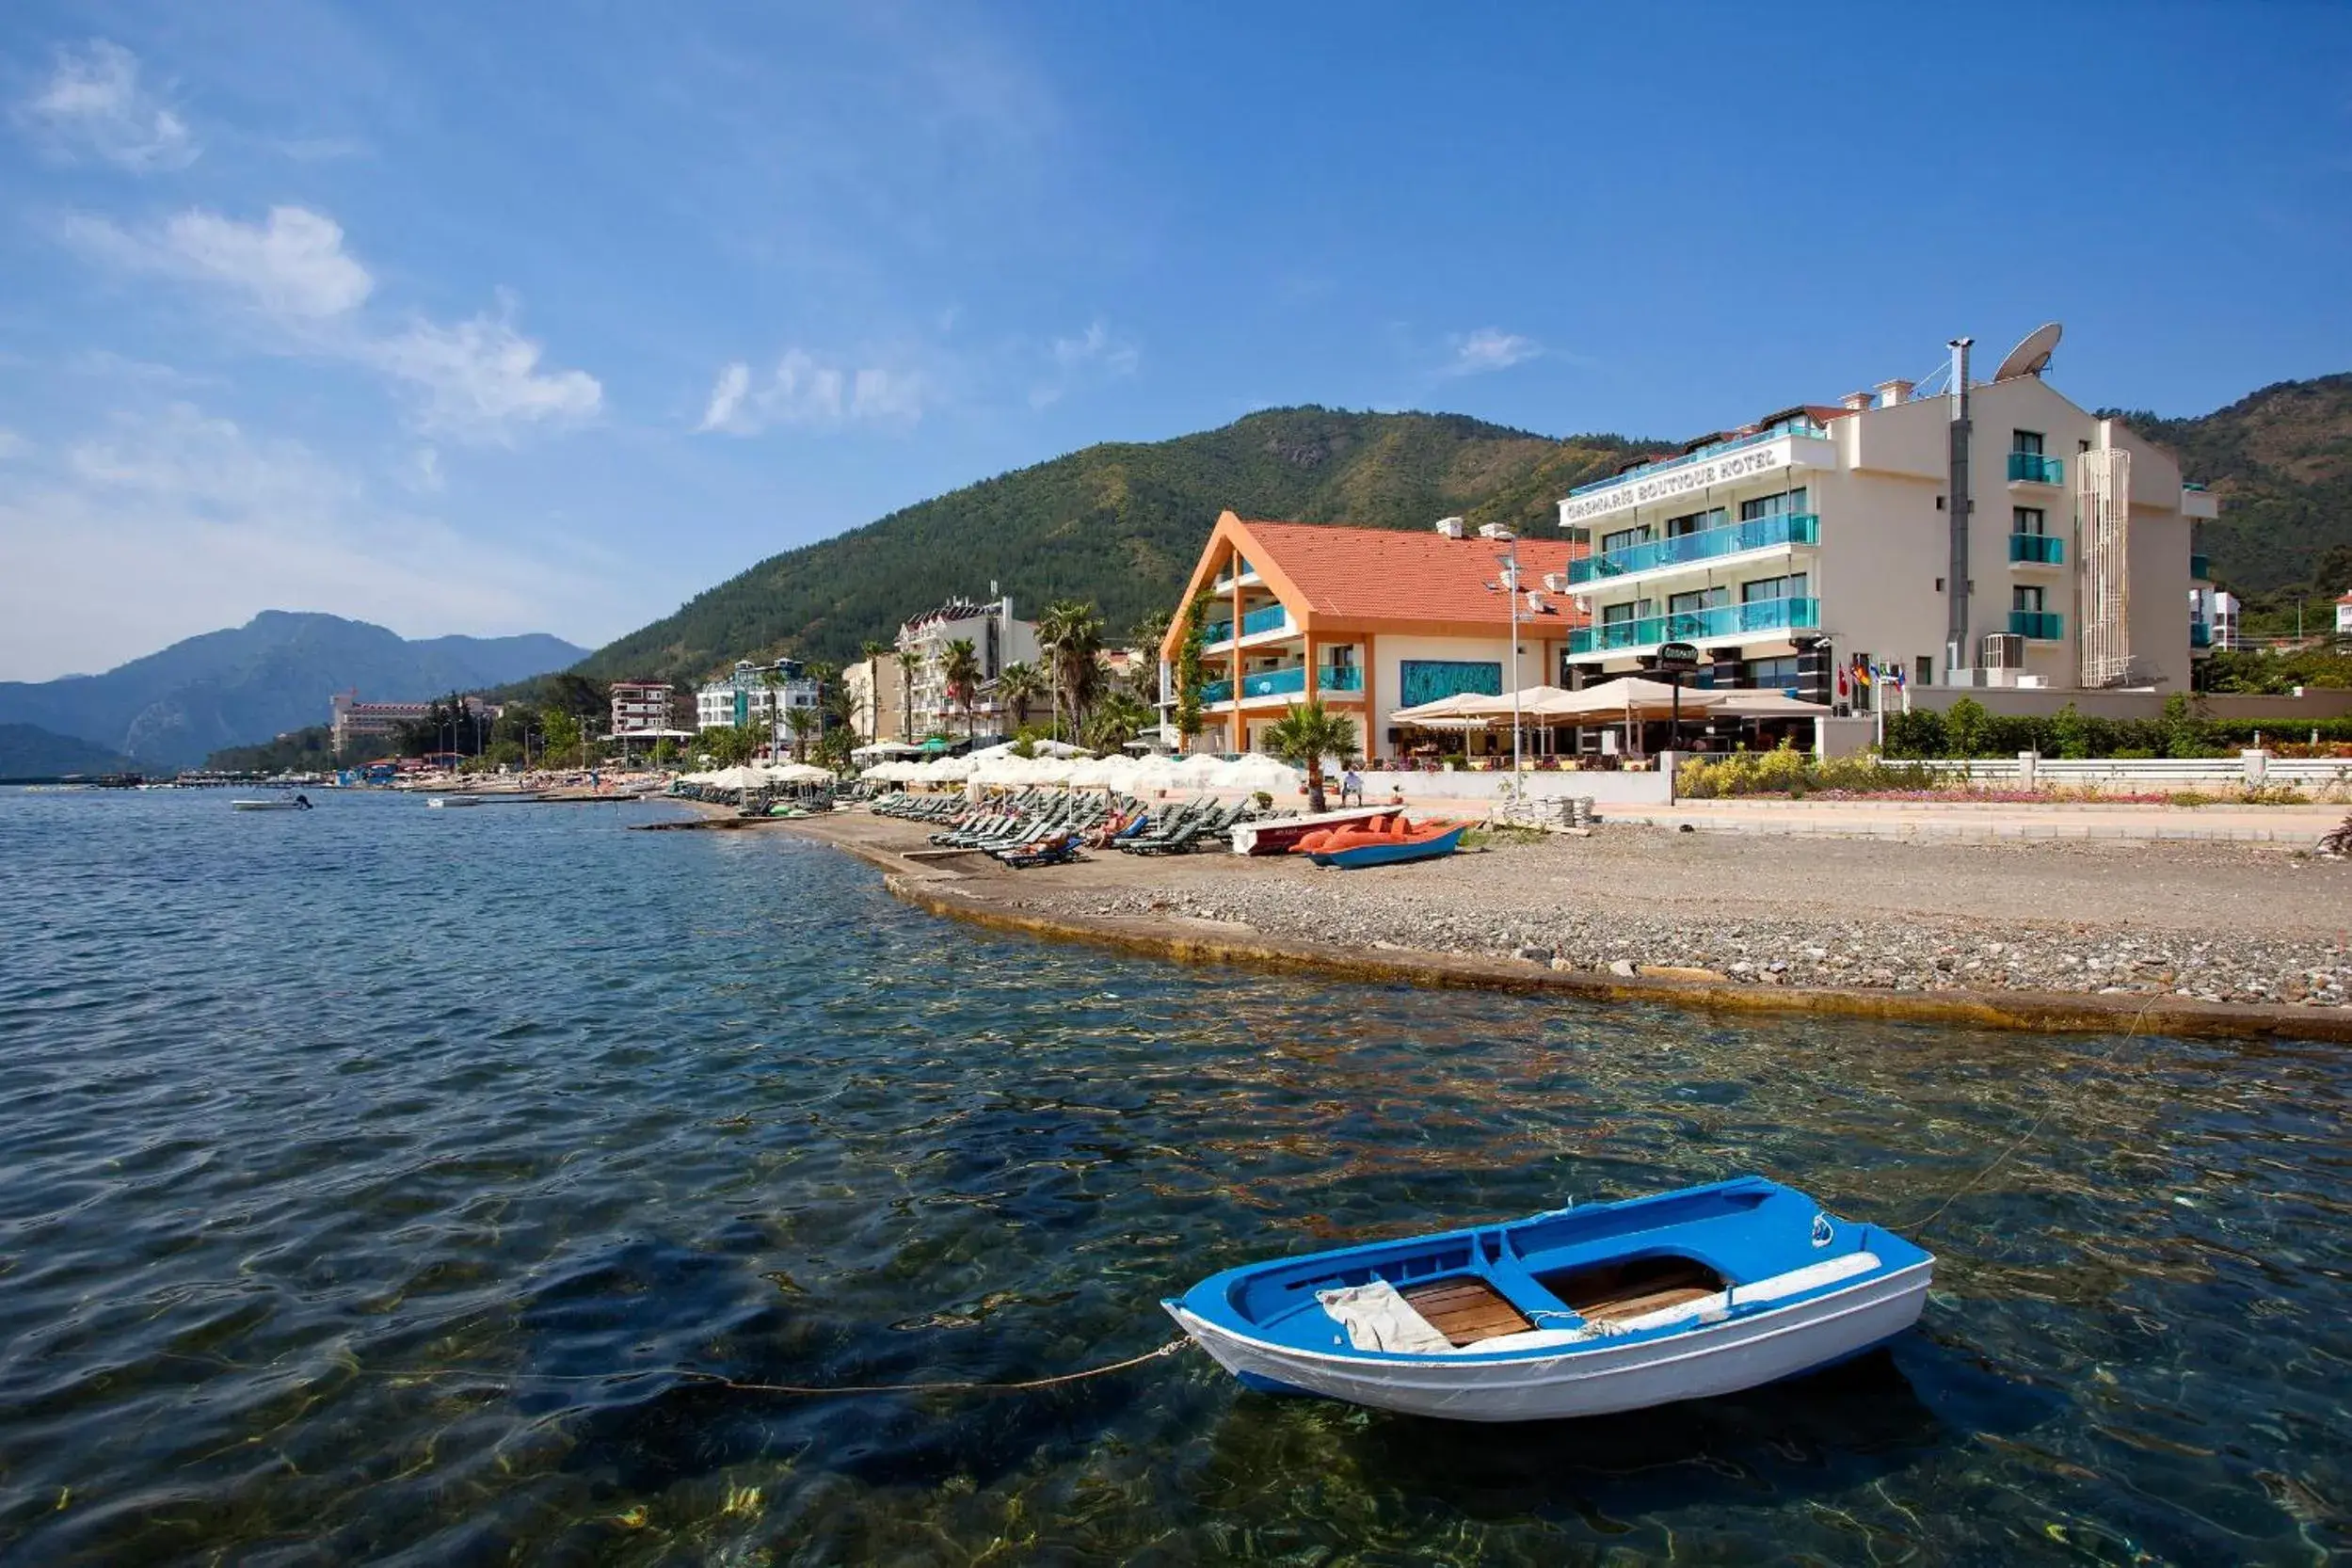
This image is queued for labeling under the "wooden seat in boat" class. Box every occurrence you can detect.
[1535,1255,1725,1325]
[1399,1277,1535,1346]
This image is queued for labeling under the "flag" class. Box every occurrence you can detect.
[1889,664,1907,689]
[1854,662,1874,687]
[1835,664,1850,699]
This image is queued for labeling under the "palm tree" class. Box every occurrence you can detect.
[1037,599,1105,743]
[1081,689,1153,754]
[895,648,923,742]
[860,639,888,740]
[760,664,785,761]
[1263,700,1357,814]
[940,637,983,744]
[784,705,817,762]
[997,661,1045,733]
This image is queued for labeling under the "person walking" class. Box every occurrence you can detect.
[1339,766,1364,808]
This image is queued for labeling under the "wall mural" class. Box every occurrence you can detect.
[1400,659,1502,708]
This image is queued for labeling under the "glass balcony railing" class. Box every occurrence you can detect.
[1202,619,1232,645]
[1198,664,1361,704]
[2191,620,2213,648]
[2008,533,2064,565]
[1568,596,1820,656]
[2190,553,2211,581]
[1202,603,1288,645]
[2008,452,2065,485]
[1570,513,1818,584]
[2009,611,2065,641]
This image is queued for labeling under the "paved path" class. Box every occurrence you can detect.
[1599,798,2348,842]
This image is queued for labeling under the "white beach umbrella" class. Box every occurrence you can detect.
[766,762,836,784]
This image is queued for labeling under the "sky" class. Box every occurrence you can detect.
[2,2,2348,681]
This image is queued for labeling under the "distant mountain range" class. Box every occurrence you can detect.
[0,613,585,770]
[0,723,136,779]
[569,379,2351,689]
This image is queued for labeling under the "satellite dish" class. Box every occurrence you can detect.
[1993,322,2062,382]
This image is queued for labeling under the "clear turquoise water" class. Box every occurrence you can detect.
[0,787,2344,1565]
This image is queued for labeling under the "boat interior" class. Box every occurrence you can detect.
[1210,1176,1919,1354]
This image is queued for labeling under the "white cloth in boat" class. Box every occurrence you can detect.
[1315,1280,1457,1354]
[1458,1251,1886,1355]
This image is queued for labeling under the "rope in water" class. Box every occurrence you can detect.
[157,1336,1194,1400]
[1905,985,2167,1235]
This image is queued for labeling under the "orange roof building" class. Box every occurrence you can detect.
[1154,511,1588,760]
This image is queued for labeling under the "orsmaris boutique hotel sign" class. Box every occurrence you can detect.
[1558,435,1814,528]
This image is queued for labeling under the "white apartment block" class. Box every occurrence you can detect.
[608,680,676,737]
[896,595,1041,737]
[695,659,821,732]
[1556,329,2217,705]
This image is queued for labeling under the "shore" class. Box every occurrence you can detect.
[755,804,2352,1041]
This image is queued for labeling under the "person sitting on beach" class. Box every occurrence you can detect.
[1386,786,1405,807]
[1339,766,1364,808]
[1083,809,1129,849]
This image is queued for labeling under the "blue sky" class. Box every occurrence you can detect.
[2,2,2347,680]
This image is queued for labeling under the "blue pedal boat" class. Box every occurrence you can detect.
[1307,824,1467,869]
[1163,1176,1932,1422]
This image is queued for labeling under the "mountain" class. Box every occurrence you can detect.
[2111,373,2352,597]
[574,407,1658,683]
[0,723,136,779]
[0,613,586,770]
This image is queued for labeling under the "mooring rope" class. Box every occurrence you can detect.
[1906,985,2167,1236]
[154,1336,1194,1400]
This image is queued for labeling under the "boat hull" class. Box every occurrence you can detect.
[1167,1261,1929,1422]
[1229,807,1388,856]
[1308,824,1466,869]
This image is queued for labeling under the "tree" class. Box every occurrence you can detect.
[1263,701,1357,813]
[1943,696,1992,759]
[1037,599,1105,742]
[541,708,582,764]
[1128,607,1173,660]
[760,664,786,760]
[706,724,760,766]
[895,648,923,742]
[997,661,1045,731]
[784,705,817,761]
[940,637,983,744]
[1082,689,1153,753]
[546,673,606,718]
[1174,590,1214,748]
[2050,701,2091,760]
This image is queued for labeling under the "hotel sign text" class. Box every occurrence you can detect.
[1559,440,1795,527]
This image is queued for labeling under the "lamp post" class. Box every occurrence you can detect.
[1485,533,1525,781]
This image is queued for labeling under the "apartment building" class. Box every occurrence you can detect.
[895,595,1041,738]
[695,660,822,733]
[1555,329,2216,706]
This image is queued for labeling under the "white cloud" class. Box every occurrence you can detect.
[696,348,929,435]
[1032,319,1139,408]
[0,404,612,681]
[61,206,599,444]
[17,40,197,171]
[1445,328,1541,377]
[371,311,602,443]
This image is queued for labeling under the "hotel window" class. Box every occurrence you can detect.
[1915,656,1933,687]
[1664,506,1725,538]
[1667,588,1725,615]
[1601,524,1651,554]
[1601,601,1640,627]
[2013,584,2045,614]
[2012,430,2045,456]
[1738,488,1809,520]
[1745,655,1800,688]
[2014,506,2046,536]
[1741,573,1809,603]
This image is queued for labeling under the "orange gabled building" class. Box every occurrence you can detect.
[1154,511,1588,760]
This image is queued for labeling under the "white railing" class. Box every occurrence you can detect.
[1932,754,2352,791]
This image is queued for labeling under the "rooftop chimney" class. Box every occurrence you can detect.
[1840,391,1875,412]
[1877,378,1913,407]
[1434,516,1464,539]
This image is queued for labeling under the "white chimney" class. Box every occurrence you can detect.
[1877,378,1913,407]
[1840,390,1874,411]
[1434,516,1464,539]
[1477,521,1514,541]
[1525,591,1547,614]
[1542,571,1569,594]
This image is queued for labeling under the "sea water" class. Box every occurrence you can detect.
[0,787,2344,1563]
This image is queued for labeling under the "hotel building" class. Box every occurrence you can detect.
[1555,336,2217,703]
[696,659,821,733]
[1155,512,1586,759]
[895,595,1042,738]
[608,680,677,738]
[328,690,494,754]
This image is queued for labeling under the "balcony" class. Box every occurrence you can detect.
[2191,620,2213,648]
[1199,664,1362,705]
[2009,611,2064,641]
[1570,513,1817,584]
[1569,596,1820,657]
[2190,553,2210,581]
[1202,602,1289,647]
[2008,452,2065,486]
[2008,533,2065,566]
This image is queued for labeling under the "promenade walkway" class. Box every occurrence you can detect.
[1597,798,2347,843]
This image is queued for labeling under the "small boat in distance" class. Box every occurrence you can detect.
[1164,1175,1932,1422]
[232,792,313,811]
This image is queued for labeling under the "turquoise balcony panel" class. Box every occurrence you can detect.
[1200,664,1361,704]
[2008,533,2065,565]
[1320,664,1364,692]
[1202,620,1234,645]
[1240,602,1288,635]
[2190,553,2211,581]
[2010,611,2064,641]
[1569,513,1818,584]
[2191,620,2213,648]
[1568,596,1821,656]
[2008,452,2065,485]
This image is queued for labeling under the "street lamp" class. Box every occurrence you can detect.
[1483,532,1526,781]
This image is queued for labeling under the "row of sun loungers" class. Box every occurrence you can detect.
[863,790,1270,868]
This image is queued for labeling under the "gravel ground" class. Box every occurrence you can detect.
[965,826,2352,1011]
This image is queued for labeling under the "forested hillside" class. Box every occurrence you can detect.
[575,408,1658,683]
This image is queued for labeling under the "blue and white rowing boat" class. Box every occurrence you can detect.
[1163,1175,1931,1422]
